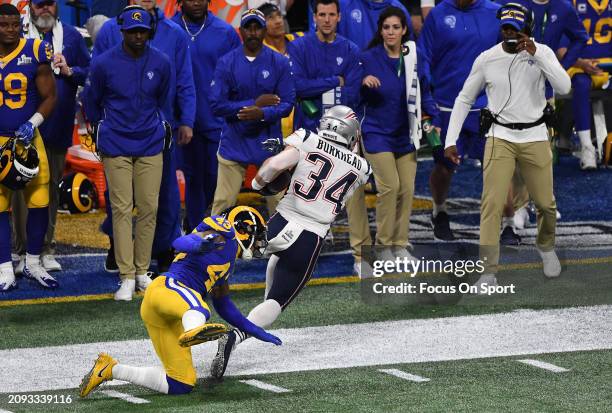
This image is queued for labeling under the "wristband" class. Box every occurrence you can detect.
[28,112,44,129]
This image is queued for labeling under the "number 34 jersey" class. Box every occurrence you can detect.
[276,128,372,237]
[0,38,52,136]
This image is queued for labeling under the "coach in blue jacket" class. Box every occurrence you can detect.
[172,0,241,231]
[93,1,196,273]
[85,7,171,301]
[290,0,362,133]
[12,0,90,273]
[210,9,295,215]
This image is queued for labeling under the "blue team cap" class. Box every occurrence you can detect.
[499,7,527,31]
[120,8,153,31]
[31,0,56,5]
[240,9,266,28]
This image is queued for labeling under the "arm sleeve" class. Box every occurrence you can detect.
[212,295,272,336]
[262,58,296,122]
[174,32,196,128]
[559,8,588,69]
[210,59,256,119]
[83,60,104,123]
[256,146,300,183]
[533,45,572,95]
[291,43,341,98]
[172,233,207,253]
[69,33,91,86]
[445,54,486,149]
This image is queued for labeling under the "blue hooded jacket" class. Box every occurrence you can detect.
[93,8,195,130]
[417,0,501,110]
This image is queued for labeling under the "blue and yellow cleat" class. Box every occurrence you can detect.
[79,353,117,398]
[178,323,228,348]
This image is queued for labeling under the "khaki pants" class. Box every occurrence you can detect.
[211,154,282,216]
[12,146,66,255]
[345,185,372,260]
[365,151,417,247]
[480,138,556,273]
[103,153,163,279]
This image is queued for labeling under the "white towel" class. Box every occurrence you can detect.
[403,40,421,150]
[23,10,63,75]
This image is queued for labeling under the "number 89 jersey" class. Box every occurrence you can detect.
[0,39,52,136]
[276,128,371,237]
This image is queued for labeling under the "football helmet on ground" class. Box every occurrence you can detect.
[58,172,97,213]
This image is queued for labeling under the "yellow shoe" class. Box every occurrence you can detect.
[79,353,117,398]
[178,323,228,348]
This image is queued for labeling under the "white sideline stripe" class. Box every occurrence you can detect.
[517,359,570,373]
[2,305,612,393]
[239,379,291,393]
[99,390,150,404]
[379,369,430,383]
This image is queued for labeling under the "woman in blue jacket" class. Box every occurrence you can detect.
[360,7,435,259]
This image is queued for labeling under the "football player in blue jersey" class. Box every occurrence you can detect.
[0,3,57,291]
[79,206,281,397]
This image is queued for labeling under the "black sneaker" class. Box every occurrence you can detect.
[104,238,119,273]
[500,226,521,246]
[431,211,455,241]
[210,330,237,380]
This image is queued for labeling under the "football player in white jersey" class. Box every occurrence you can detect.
[210,105,371,379]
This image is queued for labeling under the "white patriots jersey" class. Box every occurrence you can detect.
[276,129,371,237]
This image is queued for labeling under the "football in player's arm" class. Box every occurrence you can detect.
[79,208,280,397]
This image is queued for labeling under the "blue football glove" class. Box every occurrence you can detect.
[250,326,282,345]
[15,121,35,145]
[262,137,284,155]
[198,233,226,254]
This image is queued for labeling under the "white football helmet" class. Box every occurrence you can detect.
[317,105,360,151]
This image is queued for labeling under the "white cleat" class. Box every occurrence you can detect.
[23,262,59,289]
[114,279,135,301]
[0,265,17,291]
[538,248,561,278]
[135,272,153,292]
[513,207,530,230]
[472,274,498,295]
[41,254,62,272]
[580,146,597,170]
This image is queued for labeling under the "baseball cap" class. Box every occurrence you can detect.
[120,8,153,31]
[31,0,56,5]
[240,9,266,28]
[499,7,527,31]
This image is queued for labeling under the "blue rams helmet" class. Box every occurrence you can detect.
[59,172,98,214]
[0,137,40,190]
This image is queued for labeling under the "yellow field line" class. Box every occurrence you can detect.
[1,256,610,308]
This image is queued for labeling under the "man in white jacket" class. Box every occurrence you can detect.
[444,3,571,285]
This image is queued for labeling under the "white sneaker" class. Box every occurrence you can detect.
[537,248,561,278]
[513,207,530,230]
[41,254,62,272]
[0,265,16,291]
[23,261,59,289]
[114,279,135,301]
[135,272,153,292]
[393,247,420,272]
[353,260,374,279]
[14,255,25,276]
[580,146,597,170]
[472,274,498,295]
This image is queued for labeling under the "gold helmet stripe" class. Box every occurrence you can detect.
[71,172,91,213]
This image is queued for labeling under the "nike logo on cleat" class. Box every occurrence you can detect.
[97,364,109,378]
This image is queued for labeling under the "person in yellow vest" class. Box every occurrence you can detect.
[258,3,303,139]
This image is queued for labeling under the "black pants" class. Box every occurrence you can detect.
[265,213,323,310]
